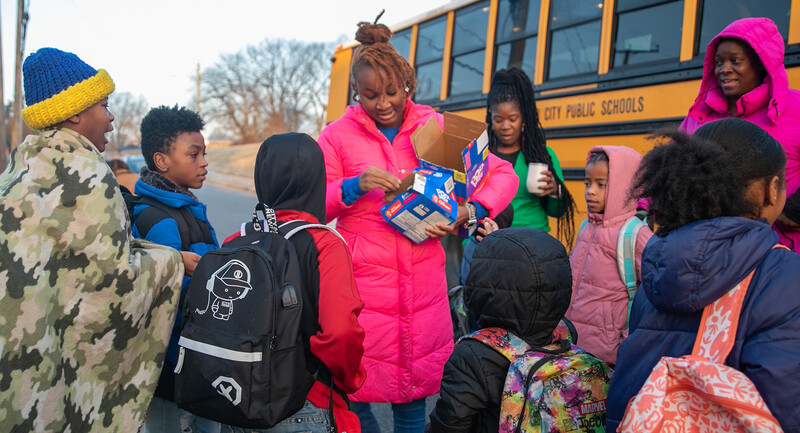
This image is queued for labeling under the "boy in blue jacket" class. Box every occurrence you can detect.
[133,105,221,433]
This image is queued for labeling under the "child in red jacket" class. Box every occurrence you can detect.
[223,133,366,433]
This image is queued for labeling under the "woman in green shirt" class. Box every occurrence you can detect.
[460,68,575,283]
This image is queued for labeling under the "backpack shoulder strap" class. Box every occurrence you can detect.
[279,220,347,245]
[459,328,531,360]
[618,215,645,329]
[579,218,588,235]
[692,244,790,362]
[552,317,578,345]
[617,215,645,289]
[133,196,192,251]
[692,270,755,363]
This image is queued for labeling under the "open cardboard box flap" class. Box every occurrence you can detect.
[384,112,487,202]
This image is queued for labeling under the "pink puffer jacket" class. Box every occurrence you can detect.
[566,145,652,365]
[680,17,800,250]
[317,101,517,403]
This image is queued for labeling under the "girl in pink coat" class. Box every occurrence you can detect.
[565,146,652,365]
[316,19,517,432]
[680,17,800,251]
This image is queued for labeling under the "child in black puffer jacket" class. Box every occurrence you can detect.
[426,228,573,433]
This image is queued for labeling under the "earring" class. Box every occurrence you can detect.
[354,94,361,102]
[404,86,409,93]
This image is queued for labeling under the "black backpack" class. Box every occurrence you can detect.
[173,203,335,428]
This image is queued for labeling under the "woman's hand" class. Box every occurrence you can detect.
[476,217,499,241]
[426,203,471,238]
[536,170,558,197]
[180,251,201,277]
[359,166,401,193]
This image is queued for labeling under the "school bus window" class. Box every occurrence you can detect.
[548,0,603,80]
[416,61,444,102]
[450,0,491,98]
[415,17,447,64]
[392,28,412,61]
[451,51,487,97]
[612,1,683,69]
[495,0,540,79]
[414,16,447,103]
[698,0,790,53]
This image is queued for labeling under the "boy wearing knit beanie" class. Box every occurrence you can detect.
[0,48,185,433]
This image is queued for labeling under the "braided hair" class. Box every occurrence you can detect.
[350,11,417,100]
[487,68,576,247]
[630,118,786,235]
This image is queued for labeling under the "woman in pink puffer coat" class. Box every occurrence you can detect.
[317,20,517,432]
[566,145,652,365]
[680,17,800,251]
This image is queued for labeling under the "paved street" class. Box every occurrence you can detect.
[195,181,257,240]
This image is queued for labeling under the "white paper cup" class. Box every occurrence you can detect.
[526,163,549,194]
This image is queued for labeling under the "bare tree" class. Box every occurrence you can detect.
[200,38,334,143]
[108,92,148,154]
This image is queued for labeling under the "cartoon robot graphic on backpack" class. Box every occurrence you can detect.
[196,259,253,320]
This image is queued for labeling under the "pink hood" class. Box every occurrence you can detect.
[566,145,652,364]
[685,17,788,126]
[681,17,800,250]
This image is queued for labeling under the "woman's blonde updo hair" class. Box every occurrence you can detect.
[350,11,417,100]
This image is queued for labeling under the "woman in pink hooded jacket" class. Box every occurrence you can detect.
[566,146,653,365]
[680,17,800,251]
[316,19,517,432]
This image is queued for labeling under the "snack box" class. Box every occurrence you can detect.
[381,169,459,244]
[410,112,490,202]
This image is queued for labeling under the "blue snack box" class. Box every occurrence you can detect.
[381,169,459,244]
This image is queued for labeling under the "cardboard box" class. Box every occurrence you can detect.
[381,169,459,244]
[410,112,490,202]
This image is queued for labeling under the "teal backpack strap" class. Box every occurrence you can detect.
[459,328,530,360]
[579,218,588,235]
[617,216,645,329]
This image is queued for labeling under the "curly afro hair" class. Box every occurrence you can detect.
[350,11,417,100]
[140,105,204,171]
[630,118,786,235]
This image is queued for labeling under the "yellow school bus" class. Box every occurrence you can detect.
[326,0,800,230]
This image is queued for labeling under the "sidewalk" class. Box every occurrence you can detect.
[204,143,259,193]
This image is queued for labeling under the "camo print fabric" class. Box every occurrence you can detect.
[0,129,184,433]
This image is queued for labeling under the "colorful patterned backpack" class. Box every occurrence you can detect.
[619,254,786,432]
[461,325,611,433]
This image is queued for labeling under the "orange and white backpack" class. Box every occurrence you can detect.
[619,249,786,433]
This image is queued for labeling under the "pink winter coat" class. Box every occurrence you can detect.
[680,17,800,250]
[565,145,652,365]
[317,101,517,403]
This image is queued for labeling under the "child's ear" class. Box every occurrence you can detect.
[153,152,169,173]
[66,114,80,125]
[766,175,781,206]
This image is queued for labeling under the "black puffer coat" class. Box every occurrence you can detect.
[427,228,573,433]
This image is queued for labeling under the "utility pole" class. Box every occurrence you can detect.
[196,62,201,117]
[0,5,6,172]
[12,0,29,151]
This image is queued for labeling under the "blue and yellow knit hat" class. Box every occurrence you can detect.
[22,48,115,130]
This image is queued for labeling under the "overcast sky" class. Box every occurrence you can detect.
[0,0,445,108]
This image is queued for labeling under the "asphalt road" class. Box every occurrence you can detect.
[194,182,257,241]
[196,181,440,432]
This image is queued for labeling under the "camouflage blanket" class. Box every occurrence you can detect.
[0,129,183,432]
